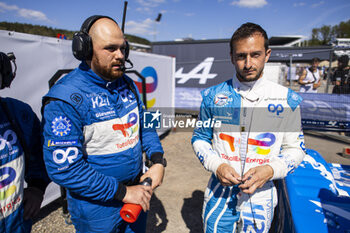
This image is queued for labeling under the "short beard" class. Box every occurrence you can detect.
[236,68,263,82]
[92,57,124,81]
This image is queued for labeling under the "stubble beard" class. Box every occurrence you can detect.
[236,67,264,82]
[92,57,124,81]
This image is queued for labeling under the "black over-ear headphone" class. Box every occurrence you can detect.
[72,15,130,61]
[0,52,17,89]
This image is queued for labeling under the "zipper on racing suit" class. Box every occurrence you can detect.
[239,99,257,230]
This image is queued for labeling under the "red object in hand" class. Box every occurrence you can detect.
[120,177,152,223]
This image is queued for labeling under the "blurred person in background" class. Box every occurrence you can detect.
[0,51,50,233]
[298,57,322,93]
[332,55,350,94]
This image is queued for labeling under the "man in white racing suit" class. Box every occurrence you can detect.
[191,23,305,233]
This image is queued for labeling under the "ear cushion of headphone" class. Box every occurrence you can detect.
[72,31,92,61]
[72,15,113,61]
[0,52,14,89]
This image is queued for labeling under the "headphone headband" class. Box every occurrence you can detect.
[80,15,118,34]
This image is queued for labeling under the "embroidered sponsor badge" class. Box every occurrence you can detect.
[51,116,72,136]
[70,93,83,105]
[214,92,232,106]
[48,139,78,147]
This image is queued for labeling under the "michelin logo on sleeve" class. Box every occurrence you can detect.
[48,139,78,147]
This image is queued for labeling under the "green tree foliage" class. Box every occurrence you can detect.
[0,21,75,39]
[0,21,150,45]
[308,19,350,46]
[124,34,150,45]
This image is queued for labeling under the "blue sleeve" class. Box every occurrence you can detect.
[191,92,214,145]
[4,98,50,192]
[42,100,120,202]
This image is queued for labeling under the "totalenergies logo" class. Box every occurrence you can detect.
[220,133,276,155]
[112,112,138,137]
[0,166,16,200]
[134,66,158,108]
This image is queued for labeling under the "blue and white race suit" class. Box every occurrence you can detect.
[42,62,164,233]
[192,76,305,233]
[0,97,49,233]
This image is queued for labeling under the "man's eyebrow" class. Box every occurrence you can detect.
[103,43,125,48]
[235,50,262,54]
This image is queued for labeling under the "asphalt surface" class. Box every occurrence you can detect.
[31,130,350,233]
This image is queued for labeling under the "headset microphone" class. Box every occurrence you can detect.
[119,58,133,72]
[120,64,126,72]
[124,58,134,70]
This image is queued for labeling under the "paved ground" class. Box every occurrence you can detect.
[32,130,350,233]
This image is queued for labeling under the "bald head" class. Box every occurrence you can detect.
[88,17,127,81]
[89,18,124,47]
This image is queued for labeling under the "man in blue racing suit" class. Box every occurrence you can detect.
[0,52,50,232]
[42,16,165,233]
[192,23,305,233]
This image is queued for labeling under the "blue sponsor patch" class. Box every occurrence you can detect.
[287,89,303,111]
[48,139,78,147]
[51,116,72,136]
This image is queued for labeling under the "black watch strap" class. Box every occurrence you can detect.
[150,152,166,167]
[153,158,167,167]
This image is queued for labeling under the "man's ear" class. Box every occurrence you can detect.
[265,49,271,63]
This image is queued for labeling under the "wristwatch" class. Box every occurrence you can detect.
[154,158,167,167]
[147,157,167,168]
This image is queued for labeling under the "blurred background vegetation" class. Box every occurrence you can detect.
[0,21,150,45]
[308,19,350,46]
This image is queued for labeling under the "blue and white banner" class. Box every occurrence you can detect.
[175,89,350,131]
[299,93,350,131]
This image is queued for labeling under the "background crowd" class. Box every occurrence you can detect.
[282,55,350,94]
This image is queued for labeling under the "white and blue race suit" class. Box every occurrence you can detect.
[0,97,49,233]
[42,62,164,233]
[192,76,306,233]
